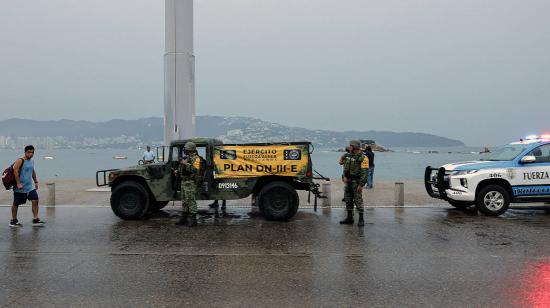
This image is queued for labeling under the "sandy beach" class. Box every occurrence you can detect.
[0,179,448,207]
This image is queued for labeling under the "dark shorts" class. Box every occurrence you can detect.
[13,189,39,206]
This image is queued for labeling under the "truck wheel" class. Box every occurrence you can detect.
[149,201,169,213]
[258,181,299,221]
[475,185,510,216]
[111,182,150,220]
[448,200,474,209]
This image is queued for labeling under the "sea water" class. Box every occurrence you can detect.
[0,147,484,181]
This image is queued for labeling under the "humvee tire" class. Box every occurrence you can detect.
[258,181,299,221]
[111,181,151,220]
[448,200,474,209]
[149,201,170,212]
[475,185,510,216]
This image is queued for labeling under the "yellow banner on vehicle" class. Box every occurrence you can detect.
[213,145,310,179]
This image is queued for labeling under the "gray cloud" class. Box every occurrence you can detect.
[1,0,549,145]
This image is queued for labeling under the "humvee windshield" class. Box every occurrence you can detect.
[169,145,206,161]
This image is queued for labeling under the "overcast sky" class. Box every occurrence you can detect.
[1,0,549,146]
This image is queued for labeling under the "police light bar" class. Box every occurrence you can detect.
[523,134,550,141]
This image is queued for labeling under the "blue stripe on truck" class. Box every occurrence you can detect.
[512,185,550,197]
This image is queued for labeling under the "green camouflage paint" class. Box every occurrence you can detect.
[107,138,314,203]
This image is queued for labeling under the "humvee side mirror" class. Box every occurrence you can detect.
[520,155,537,164]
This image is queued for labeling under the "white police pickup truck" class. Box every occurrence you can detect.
[425,135,550,216]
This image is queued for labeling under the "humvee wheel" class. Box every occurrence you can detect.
[448,200,474,209]
[258,181,299,221]
[475,185,510,216]
[111,182,151,220]
[149,201,170,213]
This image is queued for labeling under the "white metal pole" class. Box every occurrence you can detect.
[164,0,196,145]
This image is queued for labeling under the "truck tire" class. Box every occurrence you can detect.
[448,200,474,209]
[475,185,510,216]
[149,201,169,213]
[111,181,151,220]
[258,181,299,221]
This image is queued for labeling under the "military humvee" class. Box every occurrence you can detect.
[97,138,326,221]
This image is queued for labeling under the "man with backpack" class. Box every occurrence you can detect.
[9,145,45,227]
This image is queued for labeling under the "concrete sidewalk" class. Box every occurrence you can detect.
[1,206,549,307]
[0,179,448,207]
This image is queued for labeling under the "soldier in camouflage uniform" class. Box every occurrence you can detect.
[340,140,369,227]
[175,142,203,227]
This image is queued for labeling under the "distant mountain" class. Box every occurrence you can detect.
[0,116,464,148]
[197,116,464,147]
[0,118,163,140]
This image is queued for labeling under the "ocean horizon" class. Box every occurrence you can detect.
[0,146,485,182]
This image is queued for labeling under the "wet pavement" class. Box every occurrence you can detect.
[1,205,549,307]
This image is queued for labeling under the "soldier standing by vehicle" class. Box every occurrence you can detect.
[340,140,369,227]
[175,142,203,227]
[339,146,352,202]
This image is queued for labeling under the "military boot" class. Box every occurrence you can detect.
[175,213,188,226]
[189,214,198,227]
[358,213,365,227]
[208,200,219,209]
[339,210,354,225]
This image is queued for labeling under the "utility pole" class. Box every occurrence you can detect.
[164,0,195,144]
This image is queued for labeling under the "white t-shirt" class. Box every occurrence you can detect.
[143,150,156,162]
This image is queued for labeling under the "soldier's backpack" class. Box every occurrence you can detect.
[2,158,24,190]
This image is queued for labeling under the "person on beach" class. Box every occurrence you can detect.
[340,140,369,227]
[9,145,45,227]
[363,145,375,189]
[143,146,156,164]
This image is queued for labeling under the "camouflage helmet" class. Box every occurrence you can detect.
[184,142,197,151]
[349,140,361,149]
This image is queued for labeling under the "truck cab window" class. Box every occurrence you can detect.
[528,144,550,163]
[197,147,206,159]
[171,147,181,161]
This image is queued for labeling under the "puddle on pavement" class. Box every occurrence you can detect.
[146,208,252,223]
[143,207,319,225]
